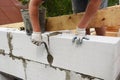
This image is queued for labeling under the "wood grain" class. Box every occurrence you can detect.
[46,5,120,31]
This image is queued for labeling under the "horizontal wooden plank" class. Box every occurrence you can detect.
[0,22,24,29]
[46,5,120,31]
[106,26,119,32]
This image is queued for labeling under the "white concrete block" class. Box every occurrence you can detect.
[113,56,120,80]
[26,61,101,80]
[0,28,48,64]
[0,29,10,54]
[1,28,120,80]
[70,71,82,80]
[0,54,25,79]
[11,31,49,64]
[49,34,120,80]
[26,61,66,80]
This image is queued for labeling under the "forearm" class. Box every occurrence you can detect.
[78,0,102,28]
[29,0,43,32]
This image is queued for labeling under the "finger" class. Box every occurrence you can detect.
[76,39,80,45]
[32,40,40,46]
[72,37,77,43]
[83,37,89,40]
[32,40,36,44]
[76,38,83,45]
[35,42,40,46]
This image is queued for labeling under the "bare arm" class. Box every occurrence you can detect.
[29,0,43,32]
[78,0,102,28]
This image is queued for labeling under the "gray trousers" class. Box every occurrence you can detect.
[71,0,108,13]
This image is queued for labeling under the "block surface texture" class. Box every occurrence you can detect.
[0,28,120,80]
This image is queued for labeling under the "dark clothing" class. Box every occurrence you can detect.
[71,0,108,13]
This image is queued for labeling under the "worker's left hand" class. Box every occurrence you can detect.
[72,27,89,45]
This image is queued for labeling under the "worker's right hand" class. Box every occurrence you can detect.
[31,32,42,46]
[72,27,89,45]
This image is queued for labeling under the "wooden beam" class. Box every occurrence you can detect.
[46,5,120,31]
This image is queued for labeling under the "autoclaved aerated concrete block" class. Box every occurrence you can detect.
[26,61,100,80]
[0,28,12,54]
[11,30,49,64]
[49,33,120,80]
[0,54,25,79]
[0,28,120,80]
[26,61,66,80]
[0,28,48,64]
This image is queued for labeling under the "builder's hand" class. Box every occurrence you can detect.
[72,27,89,45]
[31,32,42,46]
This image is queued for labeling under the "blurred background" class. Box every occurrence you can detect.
[43,0,119,17]
[0,0,119,25]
